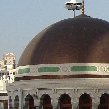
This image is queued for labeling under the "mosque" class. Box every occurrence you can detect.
[6,0,109,109]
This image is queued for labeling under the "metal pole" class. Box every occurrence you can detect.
[74,10,75,17]
[82,0,84,15]
[73,10,76,18]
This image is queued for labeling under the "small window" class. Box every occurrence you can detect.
[4,60,7,65]
[13,72,15,75]
[77,3,82,5]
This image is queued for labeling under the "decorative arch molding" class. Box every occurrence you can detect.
[79,93,92,109]
[40,94,53,109]
[14,95,19,109]
[24,94,35,109]
[99,90,109,96]
[23,90,36,102]
[78,90,94,97]
[98,93,109,109]
[24,89,39,101]
[13,90,19,97]
[39,92,52,98]
[58,94,72,109]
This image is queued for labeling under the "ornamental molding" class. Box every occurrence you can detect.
[16,63,109,76]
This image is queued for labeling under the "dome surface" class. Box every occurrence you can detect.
[18,15,109,66]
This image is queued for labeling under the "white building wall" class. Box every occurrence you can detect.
[7,78,109,109]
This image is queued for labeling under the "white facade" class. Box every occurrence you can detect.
[0,53,16,109]
[3,53,16,70]
[0,53,16,83]
[7,63,109,109]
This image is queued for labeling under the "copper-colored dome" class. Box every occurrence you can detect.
[18,15,109,66]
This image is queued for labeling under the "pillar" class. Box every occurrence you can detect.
[51,98,58,109]
[51,94,59,109]
[92,96,100,109]
[71,96,79,109]
[18,88,23,109]
[11,95,14,109]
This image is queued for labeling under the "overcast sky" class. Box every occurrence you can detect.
[0,0,109,64]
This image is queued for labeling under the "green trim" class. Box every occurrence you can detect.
[71,66,97,72]
[38,67,60,72]
[18,68,30,74]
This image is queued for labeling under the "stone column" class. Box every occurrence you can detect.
[34,96,40,109]
[52,102,59,109]
[7,95,12,109]
[92,96,100,109]
[71,96,79,109]
[11,95,14,109]
[51,98,59,109]
[51,94,59,109]
[18,88,23,109]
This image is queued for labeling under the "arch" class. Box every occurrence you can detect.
[79,93,92,109]
[40,94,53,109]
[9,96,12,109]
[14,95,19,109]
[59,94,72,109]
[25,94,35,109]
[98,93,109,109]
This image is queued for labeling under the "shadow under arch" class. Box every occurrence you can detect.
[25,94,35,109]
[14,95,19,109]
[79,93,92,109]
[40,94,53,109]
[98,93,109,109]
[59,94,72,109]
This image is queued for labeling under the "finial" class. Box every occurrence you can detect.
[82,0,84,15]
[65,0,83,18]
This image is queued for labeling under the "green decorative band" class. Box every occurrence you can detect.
[71,66,97,72]
[18,68,30,74]
[38,67,60,72]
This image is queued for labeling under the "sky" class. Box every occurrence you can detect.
[0,0,109,64]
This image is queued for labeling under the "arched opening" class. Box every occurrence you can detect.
[40,94,53,109]
[79,93,92,109]
[9,96,12,109]
[59,94,72,109]
[25,94,35,109]
[98,93,109,109]
[14,95,19,109]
